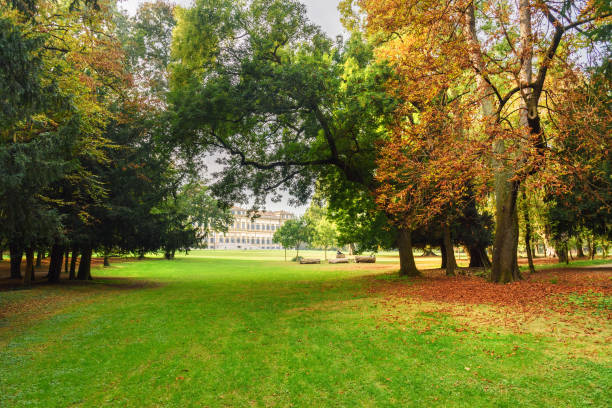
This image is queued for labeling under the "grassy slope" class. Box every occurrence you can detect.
[0,256,609,407]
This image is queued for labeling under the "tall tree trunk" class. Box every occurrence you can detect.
[64,250,70,273]
[349,243,355,256]
[397,228,419,277]
[440,240,447,269]
[0,249,3,261]
[464,4,520,282]
[576,237,585,258]
[284,248,287,261]
[590,237,596,260]
[491,180,522,282]
[443,223,456,276]
[77,247,92,280]
[467,245,491,268]
[48,244,64,283]
[103,255,110,267]
[24,248,35,285]
[522,190,536,274]
[9,244,23,279]
[69,249,78,280]
[35,250,42,267]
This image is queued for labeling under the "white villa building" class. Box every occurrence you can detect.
[207,207,295,250]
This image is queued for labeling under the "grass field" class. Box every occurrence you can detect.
[0,252,610,407]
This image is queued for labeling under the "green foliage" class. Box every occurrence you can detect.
[273,217,311,256]
[168,0,397,209]
[304,201,338,253]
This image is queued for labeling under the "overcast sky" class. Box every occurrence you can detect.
[120,0,345,214]
[120,0,345,37]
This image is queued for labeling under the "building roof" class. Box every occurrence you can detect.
[231,206,295,217]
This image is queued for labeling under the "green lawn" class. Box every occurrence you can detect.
[0,255,610,407]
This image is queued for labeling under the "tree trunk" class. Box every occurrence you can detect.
[69,249,78,280]
[9,244,23,279]
[284,248,287,261]
[138,251,145,260]
[23,248,35,285]
[491,179,522,283]
[349,243,355,256]
[48,244,64,283]
[464,4,519,283]
[77,247,92,280]
[103,255,110,267]
[397,228,419,277]
[0,249,3,261]
[443,223,456,276]
[35,250,42,267]
[467,244,491,268]
[576,237,585,258]
[522,190,536,274]
[64,250,70,273]
[440,240,447,269]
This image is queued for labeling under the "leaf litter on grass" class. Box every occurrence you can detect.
[366,267,612,361]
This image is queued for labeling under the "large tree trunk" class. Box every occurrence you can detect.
[397,228,419,276]
[9,244,23,279]
[103,255,110,267]
[69,249,78,280]
[440,240,447,269]
[35,250,42,267]
[522,190,536,274]
[0,249,3,261]
[491,179,522,283]
[464,5,519,282]
[48,244,64,283]
[467,244,491,268]
[24,248,35,285]
[556,243,569,264]
[443,224,456,276]
[64,250,70,273]
[77,247,92,280]
[576,237,585,258]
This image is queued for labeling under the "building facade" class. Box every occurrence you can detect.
[207,207,295,250]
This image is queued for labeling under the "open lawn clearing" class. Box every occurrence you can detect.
[1,256,610,407]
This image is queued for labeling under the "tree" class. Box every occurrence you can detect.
[354,0,611,281]
[273,218,311,261]
[304,202,338,259]
[167,0,438,273]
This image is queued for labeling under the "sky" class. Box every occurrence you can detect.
[120,0,345,214]
[120,0,345,38]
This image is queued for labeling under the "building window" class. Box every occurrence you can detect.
[210,238,214,243]
[256,224,260,230]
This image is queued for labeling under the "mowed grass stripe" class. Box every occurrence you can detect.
[0,256,610,407]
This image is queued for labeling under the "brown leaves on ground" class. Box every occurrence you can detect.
[367,266,612,361]
[369,267,611,311]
